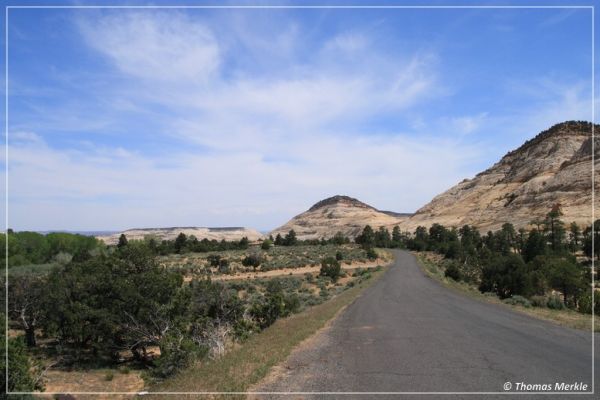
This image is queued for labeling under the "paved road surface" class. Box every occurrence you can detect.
[255,250,598,399]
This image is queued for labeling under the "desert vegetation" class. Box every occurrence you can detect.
[1,229,383,394]
[357,206,599,318]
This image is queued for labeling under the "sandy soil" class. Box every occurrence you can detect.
[42,369,144,399]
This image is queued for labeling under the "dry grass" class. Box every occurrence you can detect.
[40,368,144,399]
[195,259,383,282]
[160,244,370,279]
[415,252,600,331]
[150,264,389,399]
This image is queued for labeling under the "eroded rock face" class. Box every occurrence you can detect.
[97,227,264,245]
[270,195,410,240]
[399,121,599,232]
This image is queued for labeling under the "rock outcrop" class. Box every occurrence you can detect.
[97,226,263,245]
[399,121,599,232]
[270,195,410,240]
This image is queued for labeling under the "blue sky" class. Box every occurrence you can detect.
[1,1,596,231]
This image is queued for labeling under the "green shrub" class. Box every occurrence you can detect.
[152,332,202,379]
[320,257,342,282]
[547,295,566,310]
[444,263,462,281]
[577,292,599,314]
[335,251,343,261]
[217,258,230,273]
[233,319,258,341]
[249,280,299,329]
[285,293,301,314]
[530,295,547,308]
[1,336,43,392]
[503,295,532,308]
[104,371,114,381]
[242,254,262,270]
[207,254,221,267]
[366,248,378,260]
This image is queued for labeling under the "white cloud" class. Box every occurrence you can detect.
[7,11,479,231]
[322,33,368,54]
[450,113,489,135]
[10,131,44,145]
[77,12,439,127]
[501,78,592,141]
[79,12,220,83]
[3,130,481,231]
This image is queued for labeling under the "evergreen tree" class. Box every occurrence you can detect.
[523,229,547,263]
[409,226,429,251]
[545,256,584,305]
[320,257,342,282]
[355,225,375,248]
[239,236,249,249]
[516,228,527,255]
[117,233,128,249]
[479,254,530,298]
[392,226,402,247]
[283,230,297,246]
[544,205,566,253]
[331,231,348,245]
[1,335,43,393]
[274,233,284,246]
[496,223,516,255]
[568,222,581,253]
[374,227,391,248]
[582,220,600,260]
[174,232,188,253]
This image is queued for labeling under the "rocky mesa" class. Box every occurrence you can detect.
[269,195,411,240]
[97,226,264,245]
[399,121,599,232]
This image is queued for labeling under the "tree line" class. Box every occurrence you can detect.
[355,207,598,314]
[3,241,317,389]
[3,231,103,267]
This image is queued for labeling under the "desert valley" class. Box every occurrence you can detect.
[4,4,599,398]
[98,121,599,244]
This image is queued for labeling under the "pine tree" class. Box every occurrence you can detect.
[117,233,128,248]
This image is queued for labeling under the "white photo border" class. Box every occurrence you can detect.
[4,3,595,396]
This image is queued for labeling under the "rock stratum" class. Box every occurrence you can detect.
[269,195,411,240]
[97,227,264,245]
[99,121,596,244]
[399,121,599,232]
[271,121,597,240]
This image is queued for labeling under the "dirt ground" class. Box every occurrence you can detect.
[184,260,384,282]
[42,369,144,399]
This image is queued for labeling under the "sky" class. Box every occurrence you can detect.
[1,1,596,232]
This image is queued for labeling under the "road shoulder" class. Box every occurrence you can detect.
[414,251,598,332]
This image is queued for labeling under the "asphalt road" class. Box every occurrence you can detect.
[254,250,598,399]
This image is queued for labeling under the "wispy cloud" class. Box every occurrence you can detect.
[78,12,220,83]
[3,130,482,231]
[6,8,592,231]
[449,113,489,136]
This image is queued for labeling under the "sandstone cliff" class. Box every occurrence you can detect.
[97,226,264,245]
[399,121,598,232]
[270,195,410,240]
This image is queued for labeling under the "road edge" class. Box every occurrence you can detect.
[413,251,598,332]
